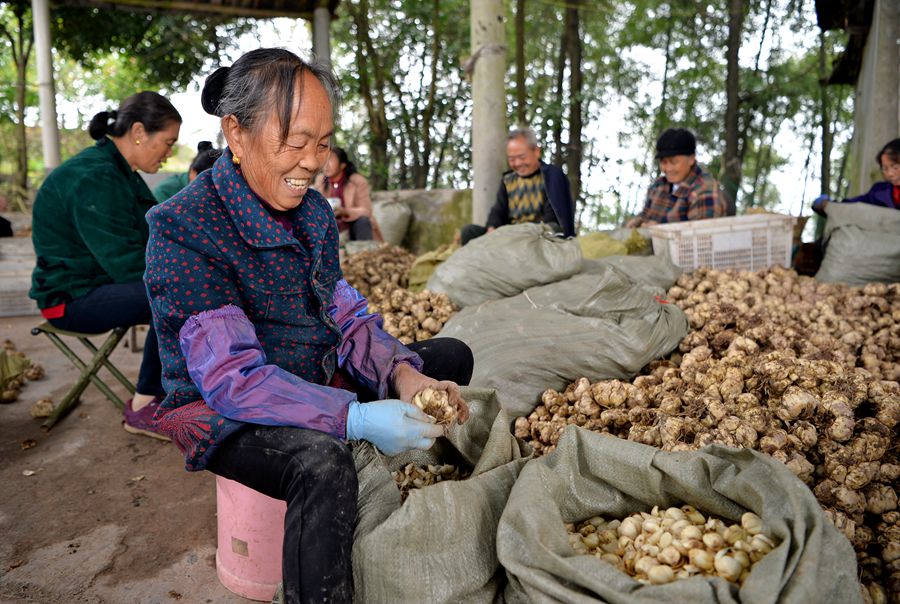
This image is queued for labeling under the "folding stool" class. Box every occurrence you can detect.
[31,322,135,429]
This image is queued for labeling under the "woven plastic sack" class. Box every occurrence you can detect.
[352,387,531,604]
[426,223,583,307]
[438,265,689,416]
[580,255,682,290]
[816,202,900,285]
[372,200,412,247]
[408,244,458,293]
[498,427,863,604]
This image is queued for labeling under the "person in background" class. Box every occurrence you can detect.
[312,146,383,241]
[813,138,900,216]
[29,91,181,440]
[152,141,222,203]
[458,127,576,245]
[145,49,472,603]
[626,128,728,227]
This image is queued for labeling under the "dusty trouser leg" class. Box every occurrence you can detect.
[207,426,358,604]
[348,216,373,241]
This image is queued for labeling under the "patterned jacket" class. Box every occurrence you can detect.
[487,162,576,237]
[145,152,421,471]
[637,164,728,224]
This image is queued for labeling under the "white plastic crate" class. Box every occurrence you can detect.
[645,214,796,272]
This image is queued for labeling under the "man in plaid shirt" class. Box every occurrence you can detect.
[627,128,728,227]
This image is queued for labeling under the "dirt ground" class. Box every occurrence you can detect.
[0,316,249,604]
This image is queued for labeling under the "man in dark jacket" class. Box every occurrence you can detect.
[459,127,576,245]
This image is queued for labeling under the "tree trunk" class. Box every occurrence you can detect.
[515,0,526,126]
[721,0,745,213]
[654,16,673,135]
[819,31,832,197]
[348,0,390,189]
[564,2,582,203]
[551,20,568,166]
[416,0,442,189]
[469,0,507,224]
[2,3,34,205]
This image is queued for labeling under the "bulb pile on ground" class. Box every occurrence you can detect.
[515,267,898,600]
[340,244,416,300]
[367,285,457,344]
[567,507,778,586]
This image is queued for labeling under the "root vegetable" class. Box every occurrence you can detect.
[30,398,54,419]
[569,505,778,586]
[391,462,469,501]
[412,387,459,429]
[519,265,900,597]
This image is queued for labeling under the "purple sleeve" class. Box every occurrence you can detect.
[329,279,423,399]
[178,304,354,439]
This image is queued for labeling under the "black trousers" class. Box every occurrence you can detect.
[206,337,473,604]
[348,216,373,241]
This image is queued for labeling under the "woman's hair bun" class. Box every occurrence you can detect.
[88,110,114,140]
[197,140,214,153]
[201,66,230,116]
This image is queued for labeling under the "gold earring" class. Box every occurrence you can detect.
[233,155,241,165]
[135,140,141,145]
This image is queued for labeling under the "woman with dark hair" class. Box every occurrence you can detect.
[152,140,222,203]
[813,138,900,215]
[313,146,383,241]
[144,48,472,603]
[30,91,180,440]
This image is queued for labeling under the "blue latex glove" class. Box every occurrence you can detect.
[812,194,830,215]
[346,400,444,456]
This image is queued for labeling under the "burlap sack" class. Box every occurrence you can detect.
[497,427,862,604]
[426,223,583,307]
[816,202,900,285]
[352,387,531,603]
[438,265,688,416]
[372,200,412,247]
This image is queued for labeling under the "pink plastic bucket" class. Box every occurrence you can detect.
[215,476,287,601]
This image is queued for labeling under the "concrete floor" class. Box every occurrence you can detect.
[0,316,251,604]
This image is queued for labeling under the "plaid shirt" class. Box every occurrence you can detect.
[637,164,727,224]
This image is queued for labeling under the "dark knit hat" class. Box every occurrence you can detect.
[655,128,696,159]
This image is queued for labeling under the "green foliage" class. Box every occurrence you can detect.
[51,7,254,94]
[0,2,253,201]
[332,0,471,188]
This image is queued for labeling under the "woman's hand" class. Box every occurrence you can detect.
[391,363,470,424]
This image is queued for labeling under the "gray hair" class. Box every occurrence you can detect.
[200,48,341,142]
[507,126,539,149]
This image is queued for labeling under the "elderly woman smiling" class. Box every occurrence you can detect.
[144,48,472,603]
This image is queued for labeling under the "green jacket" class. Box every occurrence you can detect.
[152,172,189,203]
[30,138,156,309]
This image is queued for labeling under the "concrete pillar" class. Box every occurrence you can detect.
[31,0,61,171]
[312,4,332,67]
[847,0,899,195]
[470,0,507,225]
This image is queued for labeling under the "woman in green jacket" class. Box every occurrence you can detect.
[152,140,221,203]
[30,91,181,440]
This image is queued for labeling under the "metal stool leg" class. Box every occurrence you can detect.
[41,329,129,429]
[78,332,136,395]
